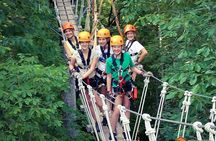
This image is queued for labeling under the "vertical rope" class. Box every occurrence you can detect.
[87,86,106,141]
[100,95,116,141]
[132,76,150,140]
[177,91,192,138]
[98,0,104,17]
[85,0,91,31]
[76,77,100,140]
[142,114,156,141]
[91,0,98,47]
[75,0,79,16]
[110,0,123,36]
[209,96,216,141]
[78,0,84,28]
[119,105,132,141]
[53,0,66,41]
[154,82,168,139]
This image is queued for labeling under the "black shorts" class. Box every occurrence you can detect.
[113,81,132,93]
[95,75,106,86]
[83,77,98,88]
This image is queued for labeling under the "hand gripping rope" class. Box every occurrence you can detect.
[87,85,106,141]
[204,122,216,141]
[192,121,204,141]
[177,91,192,138]
[154,82,169,139]
[118,105,132,141]
[132,72,151,140]
[142,114,156,141]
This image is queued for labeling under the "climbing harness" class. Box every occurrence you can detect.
[111,53,131,96]
[77,48,92,70]
[67,36,79,50]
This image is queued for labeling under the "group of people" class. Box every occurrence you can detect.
[62,21,148,140]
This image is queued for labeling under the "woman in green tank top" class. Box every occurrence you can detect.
[106,35,144,140]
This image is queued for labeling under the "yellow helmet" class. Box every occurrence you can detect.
[110,35,124,46]
[78,31,91,42]
[124,24,136,34]
[62,22,74,31]
[97,28,111,38]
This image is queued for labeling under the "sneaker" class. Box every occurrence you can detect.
[102,116,108,126]
[109,132,117,141]
[122,132,126,139]
[95,123,100,132]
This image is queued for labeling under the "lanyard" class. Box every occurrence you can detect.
[100,44,110,61]
[125,40,135,52]
[78,48,92,69]
[68,36,79,50]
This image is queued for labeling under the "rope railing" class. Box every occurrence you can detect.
[132,75,150,140]
[147,70,213,99]
[87,85,106,141]
[53,0,66,41]
[72,71,215,141]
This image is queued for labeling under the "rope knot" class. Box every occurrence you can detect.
[142,114,152,121]
[145,128,156,135]
[192,121,204,133]
[204,122,216,134]
[212,96,216,102]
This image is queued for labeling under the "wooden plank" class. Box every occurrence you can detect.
[57,2,64,7]
[60,15,68,20]
[56,0,63,2]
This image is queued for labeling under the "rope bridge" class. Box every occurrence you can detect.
[52,0,216,140]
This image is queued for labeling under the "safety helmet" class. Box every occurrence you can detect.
[124,24,136,34]
[62,22,74,31]
[110,35,124,46]
[97,28,111,38]
[78,31,91,42]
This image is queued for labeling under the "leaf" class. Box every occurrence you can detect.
[192,84,201,93]
[178,50,188,58]
[166,92,177,100]
[195,64,201,72]
[189,74,197,85]
[212,78,216,87]
[179,73,187,84]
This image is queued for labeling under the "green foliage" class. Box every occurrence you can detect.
[0,54,71,140]
[0,0,94,140]
[0,0,64,66]
[117,0,216,140]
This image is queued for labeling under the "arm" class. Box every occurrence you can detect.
[63,41,74,60]
[69,56,76,71]
[82,56,98,79]
[131,66,143,75]
[137,48,148,64]
[106,74,112,92]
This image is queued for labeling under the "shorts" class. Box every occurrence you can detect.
[83,77,97,88]
[113,81,132,98]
